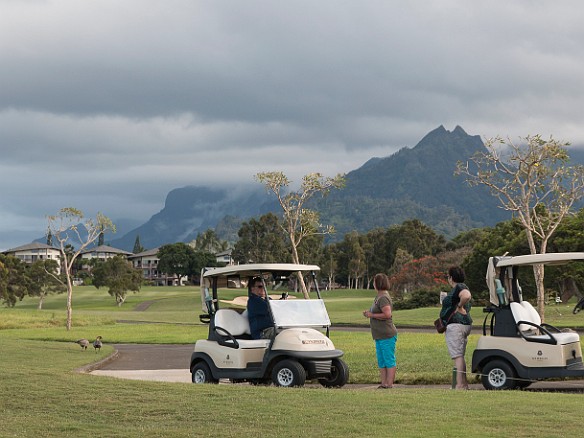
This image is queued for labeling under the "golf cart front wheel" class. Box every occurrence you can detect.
[191,362,219,384]
[481,360,517,390]
[272,359,306,387]
[318,358,350,388]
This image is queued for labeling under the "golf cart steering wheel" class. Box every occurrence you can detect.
[214,326,240,349]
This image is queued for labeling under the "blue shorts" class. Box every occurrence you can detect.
[375,335,397,368]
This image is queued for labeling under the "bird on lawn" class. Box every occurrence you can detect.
[93,336,103,353]
[75,339,90,351]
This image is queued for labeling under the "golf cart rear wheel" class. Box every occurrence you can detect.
[481,360,517,390]
[191,362,219,384]
[272,359,306,387]
[318,358,350,388]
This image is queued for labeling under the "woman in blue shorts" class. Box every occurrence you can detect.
[363,273,398,389]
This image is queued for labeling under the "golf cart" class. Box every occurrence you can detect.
[190,263,349,387]
[472,253,584,390]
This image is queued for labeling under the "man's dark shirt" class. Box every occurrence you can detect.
[247,293,272,339]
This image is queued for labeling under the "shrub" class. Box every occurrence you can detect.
[393,289,442,310]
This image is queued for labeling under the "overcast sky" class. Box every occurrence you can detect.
[2,1,584,251]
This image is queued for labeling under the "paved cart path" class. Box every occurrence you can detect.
[87,343,584,391]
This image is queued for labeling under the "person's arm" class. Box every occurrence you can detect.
[364,303,392,320]
[456,289,471,315]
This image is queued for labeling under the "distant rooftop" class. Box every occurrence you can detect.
[2,241,59,253]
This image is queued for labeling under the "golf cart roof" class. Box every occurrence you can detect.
[487,252,584,307]
[202,263,320,279]
[495,253,584,268]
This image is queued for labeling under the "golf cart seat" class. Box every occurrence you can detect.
[510,302,580,345]
[213,309,270,349]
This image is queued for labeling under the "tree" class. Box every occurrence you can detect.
[390,248,414,277]
[133,235,145,254]
[389,255,448,297]
[232,213,289,264]
[157,243,195,285]
[321,244,339,290]
[191,250,219,280]
[194,229,228,253]
[47,207,115,330]
[255,171,345,298]
[385,219,446,264]
[92,255,142,306]
[345,231,366,289]
[0,255,30,307]
[457,135,584,319]
[27,259,65,309]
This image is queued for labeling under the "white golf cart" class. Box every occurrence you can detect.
[190,263,349,387]
[472,253,584,390]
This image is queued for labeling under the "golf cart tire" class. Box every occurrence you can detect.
[481,360,517,390]
[318,358,350,388]
[192,362,219,384]
[271,359,306,387]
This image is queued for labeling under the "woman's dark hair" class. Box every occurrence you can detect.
[373,273,390,291]
[448,266,465,283]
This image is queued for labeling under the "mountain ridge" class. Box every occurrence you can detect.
[110,125,510,251]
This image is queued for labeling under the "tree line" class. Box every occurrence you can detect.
[232,211,584,305]
[3,207,584,317]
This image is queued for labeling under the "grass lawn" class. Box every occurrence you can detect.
[1,286,584,436]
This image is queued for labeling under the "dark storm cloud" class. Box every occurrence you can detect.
[1,0,584,249]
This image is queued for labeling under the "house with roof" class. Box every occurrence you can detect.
[2,242,62,272]
[79,244,133,262]
[128,247,186,286]
[215,249,233,265]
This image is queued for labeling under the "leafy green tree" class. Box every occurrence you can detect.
[232,213,289,264]
[457,135,584,319]
[255,171,345,298]
[0,255,30,307]
[345,231,366,289]
[390,248,414,277]
[194,229,228,253]
[157,243,196,285]
[446,228,487,251]
[321,244,340,290]
[133,235,145,254]
[27,259,65,309]
[385,219,446,265]
[362,228,390,286]
[543,209,584,301]
[47,207,115,330]
[92,255,142,306]
[191,250,219,280]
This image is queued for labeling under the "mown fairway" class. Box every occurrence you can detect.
[1,286,584,437]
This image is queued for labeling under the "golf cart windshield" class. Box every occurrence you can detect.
[199,263,322,317]
[269,299,331,328]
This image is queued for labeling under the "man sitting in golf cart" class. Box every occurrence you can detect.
[247,277,274,339]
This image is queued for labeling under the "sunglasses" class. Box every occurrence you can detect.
[254,284,264,289]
